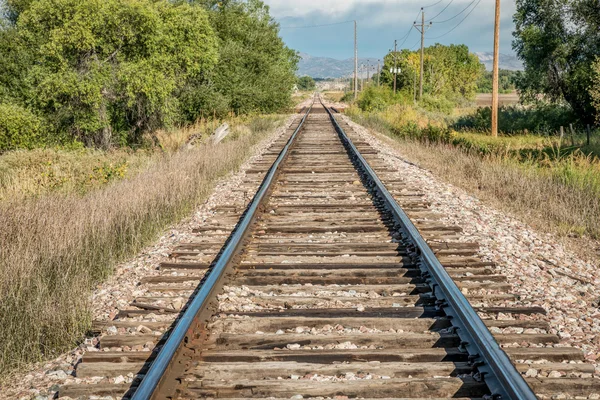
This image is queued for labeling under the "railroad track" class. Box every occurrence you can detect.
[60,96,598,399]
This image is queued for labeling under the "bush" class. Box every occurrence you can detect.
[357,86,406,112]
[454,104,577,134]
[0,102,43,151]
[420,94,454,114]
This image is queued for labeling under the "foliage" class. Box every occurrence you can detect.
[454,104,577,134]
[297,76,316,91]
[15,0,218,147]
[379,44,482,101]
[0,102,43,150]
[513,0,600,124]
[189,0,299,117]
[356,86,406,112]
[476,69,520,93]
[419,94,454,114]
[591,58,600,124]
[0,0,297,150]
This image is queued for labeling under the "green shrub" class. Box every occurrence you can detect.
[0,102,43,151]
[420,94,454,114]
[454,104,577,134]
[340,91,355,103]
[357,86,404,112]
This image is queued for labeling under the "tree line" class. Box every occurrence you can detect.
[0,0,298,150]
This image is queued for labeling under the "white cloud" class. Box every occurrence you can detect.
[266,0,516,29]
[267,0,519,56]
[266,0,423,18]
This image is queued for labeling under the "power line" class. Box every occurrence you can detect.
[410,38,421,50]
[397,9,422,48]
[279,20,354,29]
[426,0,482,39]
[425,0,455,22]
[422,0,445,8]
[432,0,477,24]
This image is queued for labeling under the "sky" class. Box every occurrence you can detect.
[263,0,517,60]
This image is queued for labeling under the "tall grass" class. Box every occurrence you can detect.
[347,106,600,239]
[0,116,284,375]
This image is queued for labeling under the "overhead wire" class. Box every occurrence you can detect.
[425,0,455,22]
[397,9,422,48]
[431,0,477,24]
[422,0,445,8]
[426,0,482,39]
[410,38,421,50]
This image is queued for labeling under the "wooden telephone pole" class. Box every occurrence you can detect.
[491,0,501,137]
[393,40,398,94]
[413,10,431,101]
[377,60,380,86]
[354,20,358,100]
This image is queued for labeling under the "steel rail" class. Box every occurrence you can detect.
[321,98,537,400]
[131,99,315,400]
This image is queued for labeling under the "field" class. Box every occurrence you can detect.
[346,102,600,243]
[475,92,520,107]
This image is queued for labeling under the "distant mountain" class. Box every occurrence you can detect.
[474,52,523,71]
[297,52,379,79]
[297,51,523,78]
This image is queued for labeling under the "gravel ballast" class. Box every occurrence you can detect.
[2,115,297,400]
[343,115,600,371]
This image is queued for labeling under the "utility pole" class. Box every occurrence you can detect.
[361,64,365,91]
[491,0,500,137]
[354,20,358,100]
[377,59,380,87]
[413,69,417,104]
[393,40,398,94]
[414,10,431,101]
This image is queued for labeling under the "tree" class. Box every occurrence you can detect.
[13,0,218,147]
[379,44,482,101]
[297,76,315,91]
[591,58,600,124]
[477,69,520,93]
[186,0,299,117]
[0,0,298,150]
[513,0,600,123]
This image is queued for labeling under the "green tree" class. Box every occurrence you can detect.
[591,58,600,123]
[187,0,299,117]
[297,76,316,91]
[379,44,482,101]
[513,0,600,123]
[477,69,520,93]
[15,0,218,147]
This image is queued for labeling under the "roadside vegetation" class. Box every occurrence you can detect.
[0,0,296,377]
[343,24,600,241]
[0,0,297,151]
[0,113,285,375]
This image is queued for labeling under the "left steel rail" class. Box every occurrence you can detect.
[131,99,315,400]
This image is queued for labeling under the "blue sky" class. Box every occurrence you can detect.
[263,0,517,59]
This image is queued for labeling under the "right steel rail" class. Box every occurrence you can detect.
[322,99,537,400]
[131,99,315,400]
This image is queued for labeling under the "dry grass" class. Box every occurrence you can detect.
[0,116,285,376]
[0,116,284,202]
[323,91,345,103]
[368,130,600,242]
